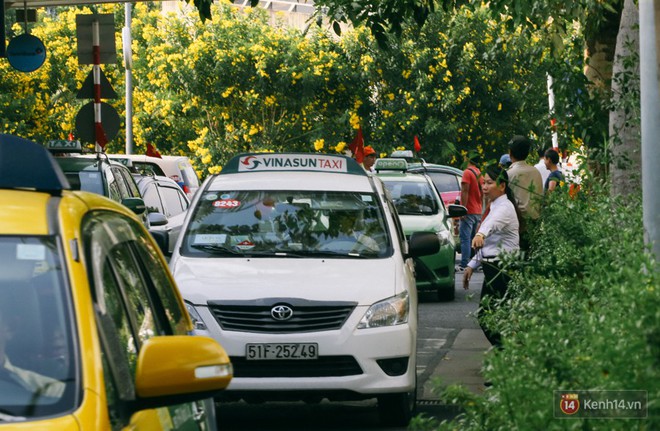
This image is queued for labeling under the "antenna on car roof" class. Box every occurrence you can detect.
[0,134,71,195]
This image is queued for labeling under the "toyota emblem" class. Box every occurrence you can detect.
[271,305,294,321]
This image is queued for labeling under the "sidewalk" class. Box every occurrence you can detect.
[422,328,491,398]
[421,262,491,399]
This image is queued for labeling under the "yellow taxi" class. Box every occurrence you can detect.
[0,135,232,430]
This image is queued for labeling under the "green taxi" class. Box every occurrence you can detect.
[0,135,232,430]
[375,158,466,300]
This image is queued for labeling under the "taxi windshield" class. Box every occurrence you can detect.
[381,181,440,215]
[0,237,77,420]
[182,190,391,258]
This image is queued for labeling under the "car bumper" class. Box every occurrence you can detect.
[193,305,416,398]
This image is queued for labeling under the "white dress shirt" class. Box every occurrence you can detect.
[2,356,65,398]
[534,159,551,185]
[468,194,519,269]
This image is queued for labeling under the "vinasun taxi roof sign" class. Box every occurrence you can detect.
[222,153,367,176]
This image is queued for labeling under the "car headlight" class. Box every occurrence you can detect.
[185,301,208,331]
[436,230,452,246]
[357,291,409,329]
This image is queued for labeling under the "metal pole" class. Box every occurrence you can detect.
[547,73,559,150]
[92,18,108,152]
[124,3,134,154]
[639,0,660,261]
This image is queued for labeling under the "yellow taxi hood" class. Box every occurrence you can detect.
[172,257,402,306]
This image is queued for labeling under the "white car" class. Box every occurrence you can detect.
[108,154,201,199]
[134,174,191,255]
[169,153,440,426]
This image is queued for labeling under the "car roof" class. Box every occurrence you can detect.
[54,154,129,171]
[408,162,463,176]
[134,173,184,188]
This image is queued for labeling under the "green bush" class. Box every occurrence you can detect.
[428,180,659,430]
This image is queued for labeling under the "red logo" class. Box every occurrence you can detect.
[560,393,580,415]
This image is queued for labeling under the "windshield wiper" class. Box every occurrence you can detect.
[190,245,305,258]
[190,244,243,255]
[299,250,371,258]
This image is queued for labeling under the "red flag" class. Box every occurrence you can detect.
[349,126,365,163]
[146,143,162,158]
[414,135,422,152]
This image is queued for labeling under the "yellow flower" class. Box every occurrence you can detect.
[335,142,346,152]
[314,139,325,151]
[208,166,222,175]
[498,103,502,111]
[222,87,234,98]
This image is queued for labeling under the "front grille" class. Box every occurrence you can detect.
[230,356,363,377]
[208,299,356,333]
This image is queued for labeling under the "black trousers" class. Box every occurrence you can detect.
[478,260,511,348]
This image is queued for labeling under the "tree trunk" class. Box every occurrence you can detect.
[609,0,641,198]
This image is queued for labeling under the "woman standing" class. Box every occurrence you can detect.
[463,165,520,347]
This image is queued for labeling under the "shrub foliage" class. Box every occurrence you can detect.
[430,181,659,430]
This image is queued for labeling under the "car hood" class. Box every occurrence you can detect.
[399,214,447,235]
[172,257,400,305]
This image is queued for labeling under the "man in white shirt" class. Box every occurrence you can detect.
[534,147,551,185]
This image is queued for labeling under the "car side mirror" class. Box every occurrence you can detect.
[447,204,468,218]
[149,230,169,255]
[407,231,440,258]
[131,335,233,411]
[148,212,168,227]
[121,197,147,215]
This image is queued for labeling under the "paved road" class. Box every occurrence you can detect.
[216,268,490,430]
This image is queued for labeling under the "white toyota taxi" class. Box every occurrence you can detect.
[169,153,440,425]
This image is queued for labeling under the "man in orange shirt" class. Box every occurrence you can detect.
[457,155,483,271]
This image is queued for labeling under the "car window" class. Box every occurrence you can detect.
[426,172,460,193]
[182,190,391,258]
[178,163,200,189]
[121,169,141,198]
[142,182,164,214]
[160,184,188,217]
[133,162,166,177]
[105,167,122,201]
[83,211,187,427]
[0,236,77,418]
[381,181,439,215]
[110,167,133,200]
[66,170,105,196]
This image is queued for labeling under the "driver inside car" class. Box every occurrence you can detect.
[0,302,65,399]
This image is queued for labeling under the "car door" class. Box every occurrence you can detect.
[82,211,215,431]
